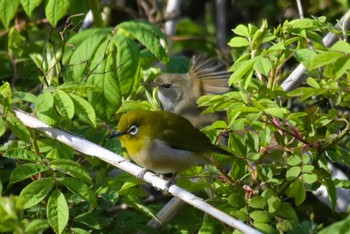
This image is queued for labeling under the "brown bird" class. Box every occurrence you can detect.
[151,53,232,128]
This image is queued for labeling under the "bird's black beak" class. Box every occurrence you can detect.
[108,131,124,139]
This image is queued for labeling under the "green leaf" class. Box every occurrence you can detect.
[286,166,301,181]
[114,33,141,97]
[274,202,298,220]
[71,228,91,234]
[20,177,54,208]
[266,194,280,213]
[6,115,30,142]
[232,24,250,37]
[287,155,302,166]
[249,196,267,209]
[63,28,109,59]
[47,145,74,160]
[240,69,253,90]
[0,118,5,137]
[4,148,42,162]
[253,56,272,76]
[124,195,159,222]
[314,115,332,127]
[330,40,350,53]
[287,87,316,101]
[303,173,317,184]
[0,82,12,113]
[288,18,320,30]
[251,20,269,50]
[254,223,276,233]
[305,30,324,46]
[301,154,310,164]
[229,58,256,85]
[75,212,103,229]
[58,81,99,93]
[64,29,111,81]
[334,179,350,189]
[37,139,74,159]
[228,36,250,47]
[229,134,247,157]
[69,93,96,127]
[45,0,70,27]
[20,0,43,17]
[24,219,49,233]
[246,132,260,153]
[287,178,306,206]
[117,21,169,64]
[228,159,248,180]
[10,163,49,184]
[260,127,271,147]
[250,210,271,223]
[230,210,248,222]
[306,77,319,89]
[0,0,20,28]
[324,178,337,211]
[0,196,22,232]
[256,98,278,108]
[267,42,286,51]
[199,214,215,234]
[324,56,350,79]
[50,159,93,184]
[302,165,314,173]
[287,87,313,97]
[262,189,281,213]
[58,177,97,208]
[87,41,120,121]
[294,49,317,67]
[35,90,59,125]
[319,216,350,234]
[8,27,26,56]
[288,112,308,120]
[13,91,37,103]
[263,107,288,118]
[119,181,141,194]
[308,51,344,70]
[47,190,69,234]
[227,193,246,208]
[53,90,74,119]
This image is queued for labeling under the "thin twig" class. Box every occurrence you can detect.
[215,0,228,50]
[164,0,181,54]
[295,0,304,19]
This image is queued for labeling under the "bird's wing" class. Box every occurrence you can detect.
[159,127,231,156]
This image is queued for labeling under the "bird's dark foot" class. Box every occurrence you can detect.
[137,168,148,179]
[163,174,177,196]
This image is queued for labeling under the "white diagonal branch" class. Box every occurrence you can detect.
[8,108,260,234]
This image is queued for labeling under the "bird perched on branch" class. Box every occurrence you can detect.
[148,53,232,128]
[109,109,233,176]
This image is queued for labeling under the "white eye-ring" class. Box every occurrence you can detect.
[128,125,139,136]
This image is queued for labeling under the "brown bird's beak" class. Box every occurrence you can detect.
[108,131,124,139]
[141,82,157,87]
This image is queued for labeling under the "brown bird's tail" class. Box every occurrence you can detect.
[189,53,232,94]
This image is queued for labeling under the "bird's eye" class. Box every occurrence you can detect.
[161,83,172,89]
[128,125,139,136]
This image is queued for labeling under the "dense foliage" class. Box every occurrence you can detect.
[0,0,349,233]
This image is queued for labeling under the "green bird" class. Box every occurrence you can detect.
[110,109,232,175]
